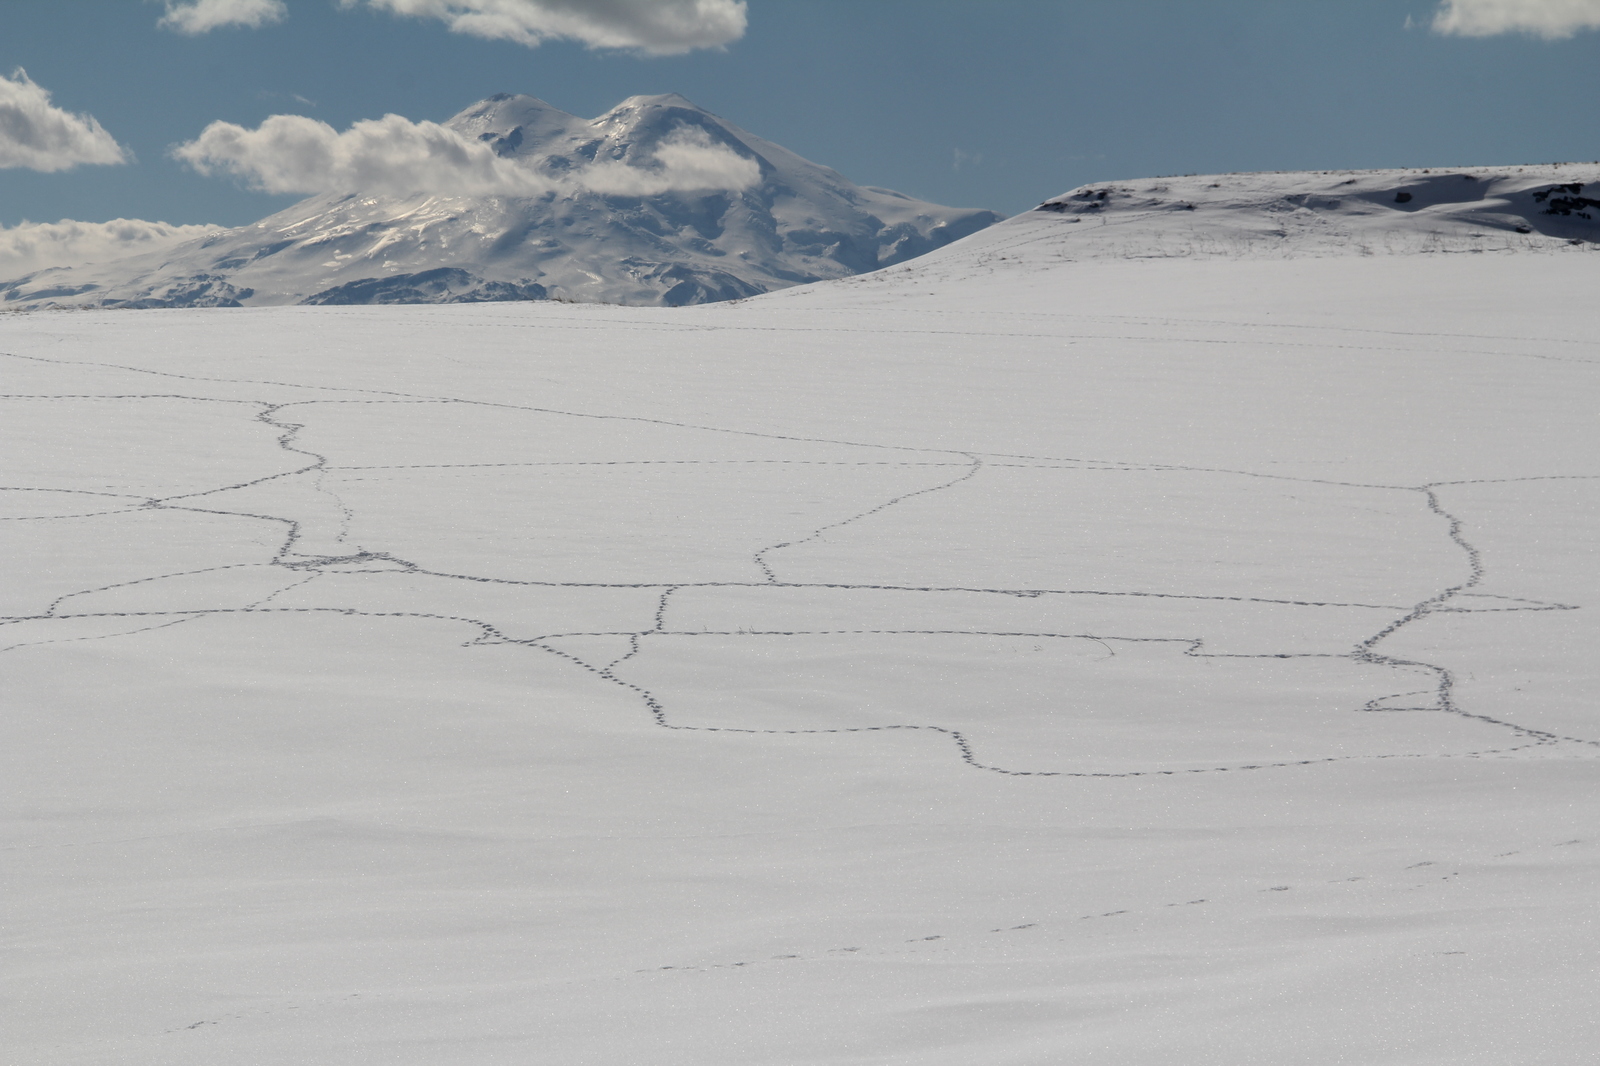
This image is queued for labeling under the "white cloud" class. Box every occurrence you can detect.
[158,0,288,34]
[1432,0,1600,38]
[0,69,127,172]
[0,218,223,278]
[344,0,747,54]
[174,113,554,196]
[173,112,761,197]
[582,126,760,195]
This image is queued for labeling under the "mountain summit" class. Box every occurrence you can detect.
[3,94,1002,309]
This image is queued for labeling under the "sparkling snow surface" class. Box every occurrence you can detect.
[3,229,1599,1063]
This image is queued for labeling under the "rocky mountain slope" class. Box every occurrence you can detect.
[1,94,1001,309]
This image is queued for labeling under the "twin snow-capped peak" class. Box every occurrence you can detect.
[3,93,1002,309]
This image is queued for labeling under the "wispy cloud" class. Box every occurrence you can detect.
[173,112,760,197]
[256,89,319,108]
[0,218,223,278]
[158,0,288,34]
[343,0,747,54]
[581,126,760,195]
[0,69,127,172]
[1432,0,1600,38]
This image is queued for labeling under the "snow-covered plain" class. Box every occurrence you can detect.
[4,198,1599,1063]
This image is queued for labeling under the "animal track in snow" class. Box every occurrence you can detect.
[4,347,1597,777]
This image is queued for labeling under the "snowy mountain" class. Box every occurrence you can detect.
[0,94,1001,309]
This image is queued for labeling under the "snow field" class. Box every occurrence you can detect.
[2,244,1598,1063]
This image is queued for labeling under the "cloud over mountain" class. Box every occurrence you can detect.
[173,113,551,196]
[0,218,223,277]
[172,110,760,196]
[577,126,759,195]
[1432,0,1600,38]
[343,0,747,53]
[0,69,127,172]
[158,0,288,34]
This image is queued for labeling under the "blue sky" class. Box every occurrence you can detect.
[2,0,1598,229]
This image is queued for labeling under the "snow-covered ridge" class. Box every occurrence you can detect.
[825,164,1600,293]
[1037,164,1598,252]
[1,93,1000,310]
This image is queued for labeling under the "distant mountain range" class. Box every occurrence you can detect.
[8,138,1596,314]
[1,93,1002,309]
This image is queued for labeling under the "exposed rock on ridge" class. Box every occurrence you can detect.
[1022,166,1600,256]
